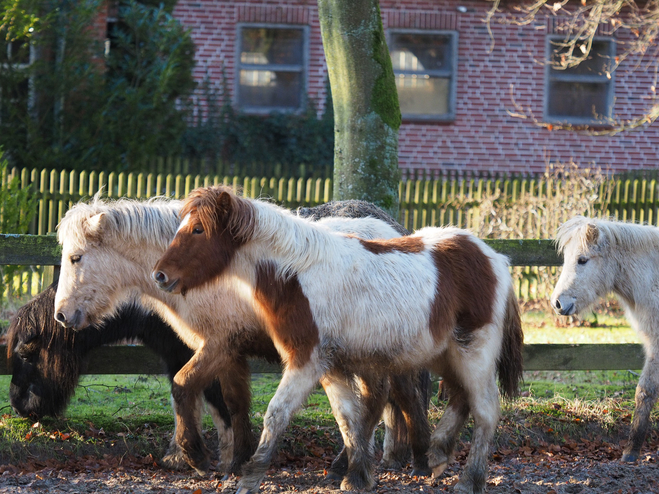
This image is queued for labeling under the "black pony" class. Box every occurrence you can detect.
[7,282,239,472]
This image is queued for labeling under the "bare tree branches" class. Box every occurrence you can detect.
[486,0,659,134]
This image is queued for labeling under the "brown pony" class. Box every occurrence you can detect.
[153,186,524,494]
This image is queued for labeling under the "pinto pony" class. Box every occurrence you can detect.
[7,281,231,471]
[53,196,432,482]
[153,186,524,494]
[552,216,659,463]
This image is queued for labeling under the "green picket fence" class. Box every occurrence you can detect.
[11,167,659,236]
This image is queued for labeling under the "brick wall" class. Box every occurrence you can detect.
[174,0,659,175]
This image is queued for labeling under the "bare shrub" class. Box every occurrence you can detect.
[470,163,614,311]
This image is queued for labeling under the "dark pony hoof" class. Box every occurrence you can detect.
[340,471,376,491]
[411,466,432,477]
[621,451,639,463]
[184,452,210,476]
[325,469,344,482]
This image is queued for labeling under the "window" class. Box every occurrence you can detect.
[544,36,616,125]
[236,25,308,113]
[0,38,33,126]
[388,30,458,121]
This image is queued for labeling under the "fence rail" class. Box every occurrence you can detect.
[0,234,643,374]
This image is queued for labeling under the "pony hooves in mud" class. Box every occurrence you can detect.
[53,194,432,488]
[153,186,524,493]
[553,215,659,463]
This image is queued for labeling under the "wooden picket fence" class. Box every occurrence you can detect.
[8,166,659,236]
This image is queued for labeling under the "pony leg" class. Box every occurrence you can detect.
[203,382,234,477]
[322,371,385,490]
[216,357,258,475]
[622,354,659,462]
[161,393,205,471]
[172,347,233,475]
[387,372,432,477]
[427,379,470,478]
[237,364,324,494]
[436,354,499,494]
[381,402,406,469]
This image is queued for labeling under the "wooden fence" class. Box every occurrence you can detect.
[0,234,645,374]
[6,167,659,236]
[3,166,659,301]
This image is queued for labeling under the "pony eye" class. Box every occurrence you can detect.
[70,254,82,264]
[577,257,589,265]
[192,227,204,235]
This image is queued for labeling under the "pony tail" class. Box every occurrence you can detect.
[497,286,524,400]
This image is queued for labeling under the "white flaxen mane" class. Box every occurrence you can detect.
[249,198,351,276]
[58,194,181,250]
[555,215,659,255]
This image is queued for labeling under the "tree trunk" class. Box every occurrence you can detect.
[318,0,401,217]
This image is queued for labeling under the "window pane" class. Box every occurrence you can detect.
[549,40,613,76]
[397,75,450,116]
[547,81,610,119]
[390,33,452,72]
[241,28,303,66]
[239,70,301,109]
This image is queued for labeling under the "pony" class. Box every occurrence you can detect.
[552,215,659,463]
[152,186,525,494]
[52,196,432,482]
[7,281,234,472]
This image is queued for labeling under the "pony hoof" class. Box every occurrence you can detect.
[325,470,344,482]
[160,451,188,471]
[621,452,639,463]
[236,487,255,494]
[340,474,375,491]
[432,462,448,478]
[411,466,432,477]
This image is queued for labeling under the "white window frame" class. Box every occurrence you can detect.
[543,35,616,126]
[235,23,309,114]
[387,29,458,122]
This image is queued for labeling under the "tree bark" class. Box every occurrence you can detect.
[318,0,401,217]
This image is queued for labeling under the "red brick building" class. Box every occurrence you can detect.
[172,0,659,176]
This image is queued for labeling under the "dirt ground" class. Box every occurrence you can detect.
[1,443,657,494]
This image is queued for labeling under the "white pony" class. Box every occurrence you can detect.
[152,186,524,494]
[53,195,431,485]
[552,215,659,462]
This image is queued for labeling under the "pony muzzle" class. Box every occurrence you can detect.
[54,308,85,330]
[151,270,181,294]
[551,295,576,316]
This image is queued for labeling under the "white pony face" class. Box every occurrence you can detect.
[551,221,608,316]
[54,213,126,330]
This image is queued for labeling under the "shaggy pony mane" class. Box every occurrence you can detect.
[58,194,181,250]
[556,215,659,254]
[186,186,344,276]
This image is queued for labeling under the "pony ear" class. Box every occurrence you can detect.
[84,212,106,238]
[585,223,599,245]
[216,191,233,214]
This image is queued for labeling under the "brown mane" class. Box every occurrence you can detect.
[180,186,255,242]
